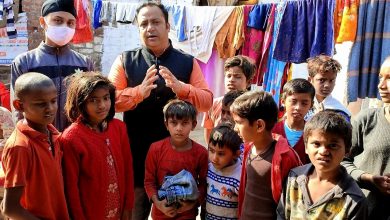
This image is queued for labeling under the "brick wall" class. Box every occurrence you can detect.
[0,0,104,87]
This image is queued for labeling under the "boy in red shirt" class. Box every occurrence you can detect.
[230,91,301,219]
[144,99,208,219]
[1,72,69,219]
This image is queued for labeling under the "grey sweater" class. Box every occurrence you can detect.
[11,42,94,131]
[341,107,390,219]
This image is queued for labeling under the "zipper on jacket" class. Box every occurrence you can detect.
[56,48,61,124]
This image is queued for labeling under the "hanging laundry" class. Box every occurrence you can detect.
[162,0,199,6]
[92,0,102,29]
[73,0,93,44]
[238,0,258,5]
[207,0,238,6]
[232,5,245,52]
[0,0,17,39]
[347,0,390,102]
[166,4,187,42]
[100,1,116,24]
[263,3,288,106]
[273,0,335,63]
[185,6,217,58]
[247,3,271,31]
[254,4,276,85]
[115,2,137,23]
[241,4,264,79]
[214,6,244,59]
[170,6,234,63]
[334,0,359,43]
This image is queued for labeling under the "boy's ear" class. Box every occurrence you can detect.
[255,119,266,132]
[13,99,23,112]
[39,16,46,29]
[235,149,241,158]
[281,98,285,105]
[308,76,313,83]
[192,120,197,130]
[164,120,168,129]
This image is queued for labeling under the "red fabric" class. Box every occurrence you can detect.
[0,82,11,111]
[238,134,301,217]
[61,119,134,220]
[272,120,310,164]
[144,137,208,220]
[72,0,93,44]
[2,121,69,220]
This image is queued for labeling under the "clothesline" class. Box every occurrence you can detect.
[92,0,389,104]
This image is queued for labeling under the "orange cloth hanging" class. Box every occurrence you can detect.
[238,0,258,5]
[214,6,244,59]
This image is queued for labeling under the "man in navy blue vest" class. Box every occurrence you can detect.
[108,2,213,219]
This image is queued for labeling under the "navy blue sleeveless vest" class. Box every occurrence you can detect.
[122,44,193,186]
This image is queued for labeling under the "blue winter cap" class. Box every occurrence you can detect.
[41,0,77,18]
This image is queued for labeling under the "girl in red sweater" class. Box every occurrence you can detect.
[61,72,134,220]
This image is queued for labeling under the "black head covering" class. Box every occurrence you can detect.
[41,0,77,18]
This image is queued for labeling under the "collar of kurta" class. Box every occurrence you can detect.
[39,41,71,55]
[16,119,59,140]
[142,39,174,60]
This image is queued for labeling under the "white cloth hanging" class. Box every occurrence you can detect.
[170,6,234,63]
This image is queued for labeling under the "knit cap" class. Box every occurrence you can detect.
[41,0,77,18]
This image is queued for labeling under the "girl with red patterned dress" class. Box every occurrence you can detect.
[61,72,134,220]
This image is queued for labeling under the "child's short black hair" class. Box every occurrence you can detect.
[222,90,245,107]
[224,55,256,83]
[281,78,315,101]
[209,123,242,152]
[14,72,55,100]
[163,99,197,122]
[304,110,352,153]
[307,55,342,78]
[64,72,116,122]
[230,90,278,130]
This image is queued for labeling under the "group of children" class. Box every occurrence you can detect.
[197,54,377,219]
[1,72,134,219]
[0,51,388,219]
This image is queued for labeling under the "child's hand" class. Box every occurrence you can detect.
[361,173,390,195]
[372,174,390,195]
[153,198,177,217]
[177,200,197,214]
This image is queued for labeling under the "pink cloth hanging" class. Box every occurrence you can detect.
[241,5,264,82]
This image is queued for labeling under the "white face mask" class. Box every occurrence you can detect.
[45,23,75,46]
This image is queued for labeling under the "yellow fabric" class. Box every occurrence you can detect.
[215,7,244,59]
[237,0,258,5]
[334,0,359,43]
[287,64,293,81]
[233,6,245,51]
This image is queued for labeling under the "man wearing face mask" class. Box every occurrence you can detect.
[10,0,94,131]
